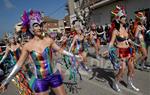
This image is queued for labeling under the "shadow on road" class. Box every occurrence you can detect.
[89,67,115,89]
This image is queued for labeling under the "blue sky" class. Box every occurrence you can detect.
[0,0,67,36]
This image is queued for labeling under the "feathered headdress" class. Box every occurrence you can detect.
[21,10,43,32]
[111,5,126,19]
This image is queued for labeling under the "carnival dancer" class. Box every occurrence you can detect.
[0,10,81,95]
[132,12,148,70]
[0,35,21,90]
[0,32,33,95]
[58,31,83,81]
[69,20,91,73]
[109,5,139,92]
[0,35,21,69]
[89,23,101,60]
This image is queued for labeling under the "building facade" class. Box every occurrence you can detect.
[43,16,65,33]
[68,0,150,26]
[89,0,150,25]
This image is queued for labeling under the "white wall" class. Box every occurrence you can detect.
[90,0,150,25]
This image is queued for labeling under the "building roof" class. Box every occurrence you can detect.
[42,16,58,23]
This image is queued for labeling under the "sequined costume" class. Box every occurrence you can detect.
[29,47,63,93]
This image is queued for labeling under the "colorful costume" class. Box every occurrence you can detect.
[109,5,130,70]
[74,38,88,55]
[29,47,63,93]
[21,10,64,93]
[9,47,32,95]
[9,48,21,66]
[109,34,132,70]
[109,5,140,92]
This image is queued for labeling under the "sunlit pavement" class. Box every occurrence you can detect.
[1,46,150,95]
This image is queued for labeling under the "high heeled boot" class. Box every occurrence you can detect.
[112,80,121,92]
[127,77,140,91]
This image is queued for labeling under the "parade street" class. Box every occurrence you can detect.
[1,46,150,95]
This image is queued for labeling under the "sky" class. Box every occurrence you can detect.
[0,0,68,37]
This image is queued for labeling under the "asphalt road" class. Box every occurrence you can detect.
[0,46,150,95]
